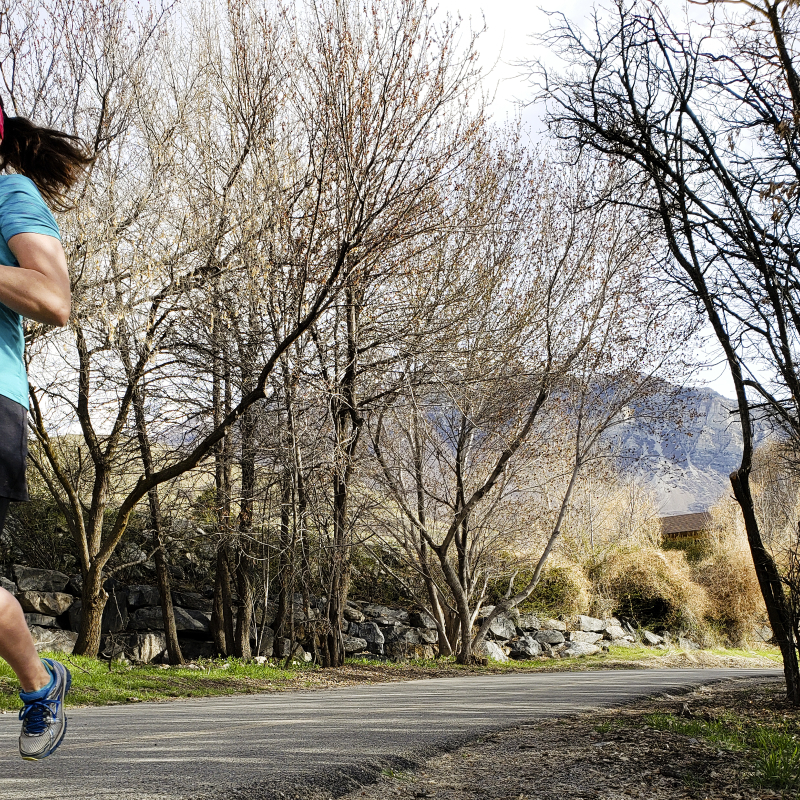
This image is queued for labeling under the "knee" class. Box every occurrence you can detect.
[0,586,22,619]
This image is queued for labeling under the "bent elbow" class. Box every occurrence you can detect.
[49,298,71,327]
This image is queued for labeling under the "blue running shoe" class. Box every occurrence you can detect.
[18,658,71,760]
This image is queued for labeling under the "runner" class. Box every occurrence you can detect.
[0,98,92,760]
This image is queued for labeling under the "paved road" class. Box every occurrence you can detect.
[0,668,779,800]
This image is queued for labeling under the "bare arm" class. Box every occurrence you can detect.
[0,232,71,327]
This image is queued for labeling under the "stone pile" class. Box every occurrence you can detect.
[1,564,699,664]
[472,609,676,663]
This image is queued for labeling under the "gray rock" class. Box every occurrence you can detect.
[274,638,311,662]
[534,629,565,645]
[541,618,567,632]
[343,636,368,654]
[562,642,601,658]
[417,627,438,644]
[567,631,603,644]
[361,604,409,624]
[25,613,60,628]
[178,639,217,661]
[66,591,129,634]
[385,642,435,660]
[382,624,421,645]
[509,636,542,659]
[476,640,509,663]
[28,625,77,654]
[678,637,700,651]
[124,632,167,663]
[172,591,213,612]
[128,605,210,633]
[517,613,541,631]
[642,630,664,646]
[576,615,606,633]
[67,574,83,595]
[343,605,365,623]
[751,626,773,643]
[17,590,75,617]
[487,614,516,641]
[408,610,437,629]
[604,624,628,640]
[12,565,69,593]
[0,576,16,595]
[349,621,385,656]
[253,627,274,657]
[127,585,161,609]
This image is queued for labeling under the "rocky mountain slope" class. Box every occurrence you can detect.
[615,386,767,514]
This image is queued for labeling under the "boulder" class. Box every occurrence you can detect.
[67,574,83,595]
[575,615,606,633]
[517,613,541,631]
[253,627,275,657]
[28,626,77,654]
[172,591,213,612]
[561,642,601,658]
[604,624,628,640]
[383,624,422,645]
[385,642,435,660]
[114,632,167,663]
[128,605,210,634]
[343,636,368,654]
[178,638,217,660]
[509,636,542,660]
[408,610,437,629]
[678,637,700,651]
[0,576,16,595]
[67,591,130,635]
[567,631,603,645]
[127,585,161,609]
[361,604,409,624]
[349,622,385,656]
[642,630,664,646]
[534,629,565,646]
[17,591,74,617]
[25,613,59,628]
[487,614,516,641]
[343,605,365,623]
[274,638,311,662]
[751,626,773,643]
[12,565,69,593]
[476,640,509,663]
[541,618,567,632]
[417,627,438,644]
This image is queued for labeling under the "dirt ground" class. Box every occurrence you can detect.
[322,671,794,800]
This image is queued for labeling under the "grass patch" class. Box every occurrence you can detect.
[0,652,318,711]
[644,711,800,790]
[0,644,781,711]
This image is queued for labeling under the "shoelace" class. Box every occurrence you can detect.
[19,698,58,735]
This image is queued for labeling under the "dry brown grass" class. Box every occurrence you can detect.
[596,546,711,634]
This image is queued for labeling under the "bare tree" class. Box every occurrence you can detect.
[533,0,800,701]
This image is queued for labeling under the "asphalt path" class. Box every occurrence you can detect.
[0,668,780,800]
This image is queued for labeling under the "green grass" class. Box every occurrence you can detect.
[0,644,780,711]
[0,652,319,711]
[644,711,800,790]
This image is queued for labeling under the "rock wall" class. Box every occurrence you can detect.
[2,564,700,664]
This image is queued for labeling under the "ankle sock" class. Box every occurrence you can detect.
[19,661,54,701]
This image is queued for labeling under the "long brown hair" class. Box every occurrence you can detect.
[0,102,94,210]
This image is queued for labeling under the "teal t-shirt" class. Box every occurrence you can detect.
[0,175,61,409]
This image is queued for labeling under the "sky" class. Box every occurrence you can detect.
[433,0,738,399]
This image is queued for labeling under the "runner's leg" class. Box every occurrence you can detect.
[0,498,50,691]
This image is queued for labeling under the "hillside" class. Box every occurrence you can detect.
[616,387,765,514]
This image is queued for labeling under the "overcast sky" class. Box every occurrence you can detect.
[432,0,736,398]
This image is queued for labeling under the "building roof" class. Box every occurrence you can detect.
[660,511,713,536]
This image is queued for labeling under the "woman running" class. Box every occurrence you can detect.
[0,98,92,760]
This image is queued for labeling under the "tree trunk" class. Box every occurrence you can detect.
[731,469,800,704]
[75,566,107,656]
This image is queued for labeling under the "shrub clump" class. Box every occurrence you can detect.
[515,561,592,617]
[596,546,710,634]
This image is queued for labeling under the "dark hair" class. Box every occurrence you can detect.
[0,112,94,210]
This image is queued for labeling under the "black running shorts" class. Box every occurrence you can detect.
[0,393,28,502]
